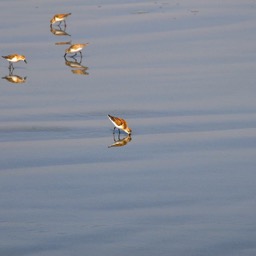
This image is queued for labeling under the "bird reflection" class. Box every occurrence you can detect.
[55,41,72,46]
[71,69,89,76]
[2,70,27,84]
[50,25,71,36]
[108,134,132,148]
[65,57,86,69]
[64,55,89,75]
[50,24,71,46]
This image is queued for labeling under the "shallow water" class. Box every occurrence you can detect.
[1,0,256,255]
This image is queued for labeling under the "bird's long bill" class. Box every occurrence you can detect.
[24,60,27,64]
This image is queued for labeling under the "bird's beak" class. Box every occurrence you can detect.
[24,60,27,64]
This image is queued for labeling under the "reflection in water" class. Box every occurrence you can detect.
[64,56,89,75]
[65,57,86,69]
[2,71,27,84]
[108,134,132,148]
[71,69,89,76]
[55,41,72,46]
[50,25,71,36]
[50,24,71,46]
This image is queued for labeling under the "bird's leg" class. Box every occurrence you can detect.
[8,62,14,71]
[113,133,117,142]
[64,20,67,27]
[70,55,77,61]
[79,51,82,58]
[118,129,121,135]
[64,53,67,58]
[9,68,13,75]
[113,127,116,134]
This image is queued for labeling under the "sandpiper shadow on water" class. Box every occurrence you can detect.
[55,41,72,46]
[108,134,132,148]
[2,69,27,84]
[71,69,89,75]
[50,24,72,46]
[50,25,71,37]
[64,55,89,76]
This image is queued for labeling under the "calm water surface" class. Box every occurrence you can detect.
[1,0,256,255]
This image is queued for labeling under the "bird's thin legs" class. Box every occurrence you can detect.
[8,62,14,72]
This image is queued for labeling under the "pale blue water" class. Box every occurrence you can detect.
[1,0,256,255]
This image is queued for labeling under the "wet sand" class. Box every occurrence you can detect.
[1,0,256,255]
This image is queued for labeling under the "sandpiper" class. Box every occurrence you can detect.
[64,43,89,57]
[108,114,132,135]
[2,54,27,70]
[50,13,71,26]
